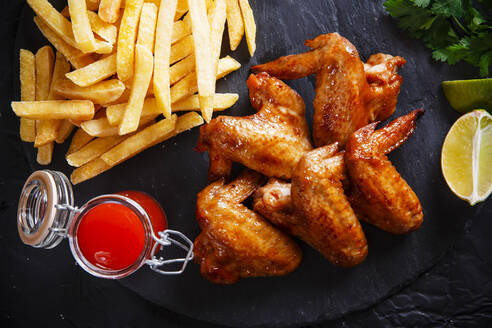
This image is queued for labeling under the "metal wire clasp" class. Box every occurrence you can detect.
[145,229,194,275]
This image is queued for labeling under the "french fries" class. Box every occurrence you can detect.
[36,51,70,147]
[117,0,144,81]
[19,0,257,178]
[19,49,36,142]
[119,45,154,135]
[153,0,177,118]
[170,56,240,104]
[170,54,194,85]
[12,100,94,121]
[71,158,111,184]
[106,93,237,125]
[102,115,177,166]
[56,120,75,144]
[67,135,126,167]
[54,79,125,104]
[35,46,54,102]
[68,0,97,52]
[238,0,256,56]
[27,0,112,54]
[170,34,194,65]
[67,127,94,154]
[188,0,215,122]
[209,0,227,76]
[173,93,238,111]
[98,0,122,23]
[34,17,96,69]
[136,2,158,52]
[225,0,243,51]
[82,114,156,137]
[65,53,116,87]
[37,142,54,165]
[87,10,117,44]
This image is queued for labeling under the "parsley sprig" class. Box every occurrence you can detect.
[384,0,492,76]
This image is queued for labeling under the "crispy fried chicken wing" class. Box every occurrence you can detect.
[345,110,424,234]
[196,72,313,181]
[254,144,368,267]
[194,170,302,284]
[252,33,405,147]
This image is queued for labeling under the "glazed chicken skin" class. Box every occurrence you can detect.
[254,144,368,267]
[194,170,302,284]
[345,109,424,234]
[196,72,312,181]
[252,33,405,147]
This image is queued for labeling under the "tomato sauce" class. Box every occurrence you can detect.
[77,191,167,271]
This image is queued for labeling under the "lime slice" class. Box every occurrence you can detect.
[441,110,492,205]
[442,79,492,114]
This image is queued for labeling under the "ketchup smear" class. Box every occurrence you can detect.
[77,191,167,271]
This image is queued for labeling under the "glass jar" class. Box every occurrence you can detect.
[17,170,194,279]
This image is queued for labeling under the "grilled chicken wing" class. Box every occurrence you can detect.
[196,72,313,181]
[194,170,302,284]
[345,110,424,234]
[254,144,368,267]
[252,33,405,147]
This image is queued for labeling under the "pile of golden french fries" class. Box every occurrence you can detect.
[11,0,256,184]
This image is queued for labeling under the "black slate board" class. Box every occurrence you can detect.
[10,1,488,327]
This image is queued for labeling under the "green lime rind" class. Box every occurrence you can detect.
[442,79,492,114]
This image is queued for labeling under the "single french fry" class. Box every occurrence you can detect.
[170,34,193,65]
[175,0,188,21]
[188,0,215,122]
[35,46,54,101]
[117,0,144,81]
[136,3,158,52]
[71,158,111,184]
[225,0,244,51]
[98,0,122,23]
[19,49,37,142]
[67,127,94,154]
[101,115,177,166]
[238,0,255,56]
[36,52,70,147]
[153,0,177,118]
[87,10,117,44]
[170,54,194,85]
[56,120,75,143]
[170,55,240,104]
[171,19,190,44]
[67,135,126,167]
[68,0,97,52]
[82,114,157,137]
[12,100,95,121]
[173,93,238,111]
[33,17,96,69]
[27,0,112,54]
[119,45,154,135]
[209,0,227,76]
[162,111,203,140]
[65,53,116,87]
[54,79,125,105]
[37,142,54,165]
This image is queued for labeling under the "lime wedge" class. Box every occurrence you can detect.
[442,79,492,114]
[441,110,492,205]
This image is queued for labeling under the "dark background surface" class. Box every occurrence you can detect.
[1,0,492,327]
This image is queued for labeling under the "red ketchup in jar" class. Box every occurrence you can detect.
[16,170,193,279]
